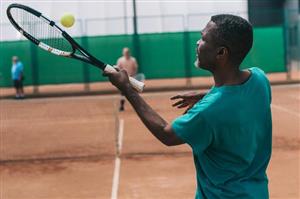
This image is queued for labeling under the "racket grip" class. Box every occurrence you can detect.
[128,76,145,92]
[104,65,145,92]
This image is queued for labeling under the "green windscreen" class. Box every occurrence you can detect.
[0,26,285,87]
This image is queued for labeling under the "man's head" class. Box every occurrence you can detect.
[196,14,253,71]
[122,47,131,59]
[12,56,19,64]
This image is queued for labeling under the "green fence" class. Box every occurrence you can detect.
[0,26,285,87]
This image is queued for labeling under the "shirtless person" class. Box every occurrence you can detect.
[116,47,138,111]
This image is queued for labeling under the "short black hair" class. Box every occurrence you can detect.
[210,14,253,66]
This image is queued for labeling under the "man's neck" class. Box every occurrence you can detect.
[213,66,250,87]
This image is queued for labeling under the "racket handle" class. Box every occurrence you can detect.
[105,65,145,92]
[128,76,145,92]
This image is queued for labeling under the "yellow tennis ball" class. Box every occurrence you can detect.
[60,13,75,28]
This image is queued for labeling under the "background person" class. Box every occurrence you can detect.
[11,56,25,99]
[116,47,139,111]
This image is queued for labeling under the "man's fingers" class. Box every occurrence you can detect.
[171,94,191,100]
[102,71,115,77]
[172,100,190,108]
[177,102,189,108]
[120,69,128,75]
[103,68,126,77]
[102,71,110,77]
[170,95,183,100]
[172,100,185,107]
[113,66,120,71]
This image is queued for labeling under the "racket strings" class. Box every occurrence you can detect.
[11,8,73,53]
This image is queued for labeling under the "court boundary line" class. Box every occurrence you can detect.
[111,157,121,199]
[111,118,124,199]
[118,119,124,155]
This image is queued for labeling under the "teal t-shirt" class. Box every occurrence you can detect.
[11,61,24,80]
[172,67,272,199]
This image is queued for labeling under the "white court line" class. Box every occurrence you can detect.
[272,104,300,118]
[118,119,125,154]
[111,118,124,199]
[111,157,121,199]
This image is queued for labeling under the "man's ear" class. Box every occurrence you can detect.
[216,47,229,59]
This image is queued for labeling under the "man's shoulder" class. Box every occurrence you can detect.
[17,62,24,68]
[249,67,270,85]
[117,57,126,66]
[117,57,124,62]
[249,67,266,78]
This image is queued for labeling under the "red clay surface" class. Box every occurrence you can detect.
[0,84,299,199]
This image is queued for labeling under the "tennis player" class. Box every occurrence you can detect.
[11,56,25,99]
[116,47,139,111]
[105,14,272,199]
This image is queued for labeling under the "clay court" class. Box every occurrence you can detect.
[0,83,299,199]
[1,1,299,198]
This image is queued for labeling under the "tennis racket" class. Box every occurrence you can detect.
[6,3,144,92]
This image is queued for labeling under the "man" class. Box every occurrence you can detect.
[105,14,272,199]
[117,47,138,77]
[11,56,25,99]
[116,47,139,111]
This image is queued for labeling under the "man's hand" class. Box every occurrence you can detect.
[103,69,131,92]
[170,91,206,113]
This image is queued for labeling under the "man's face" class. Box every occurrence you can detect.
[12,58,18,64]
[195,21,218,71]
[123,49,130,58]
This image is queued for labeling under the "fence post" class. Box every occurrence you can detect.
[82,36,90,91]
[132,0,142,72]
[183,31,192,87]
[30,43,39,94]
[82,19,90,91]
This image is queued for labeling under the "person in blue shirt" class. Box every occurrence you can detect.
[105,14,272,199]
[11,56,25,99]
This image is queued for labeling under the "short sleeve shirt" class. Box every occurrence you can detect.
[172,67,272,199]
[11,61,24,80]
